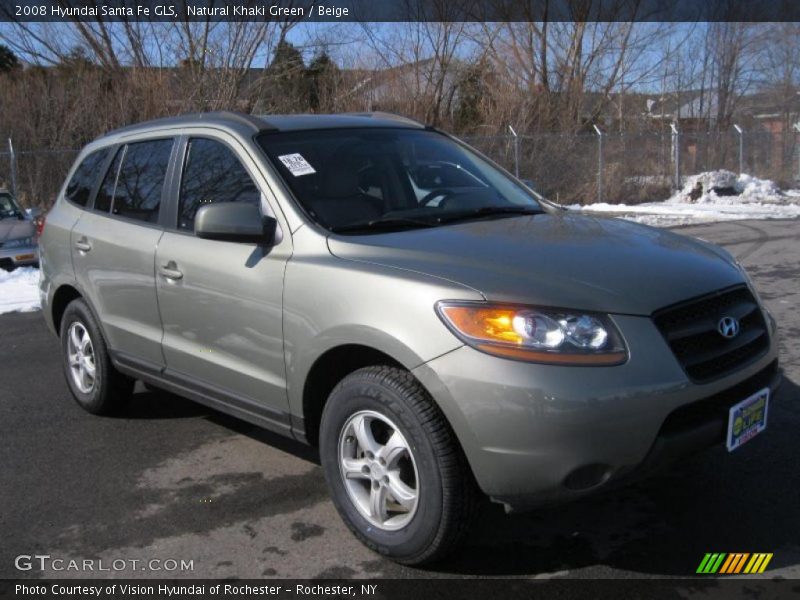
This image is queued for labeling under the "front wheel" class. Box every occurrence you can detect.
[319,366,481,565]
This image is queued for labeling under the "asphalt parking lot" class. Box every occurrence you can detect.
[1,219,799,580]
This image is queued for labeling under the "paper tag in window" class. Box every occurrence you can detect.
[278,153,316,176]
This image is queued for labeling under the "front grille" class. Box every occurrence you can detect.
[660,360,778,437]
[653,285,769,383]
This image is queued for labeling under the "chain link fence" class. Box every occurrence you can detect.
[464,129,800,205]
[1,129,798,209]
[0,145,80,208]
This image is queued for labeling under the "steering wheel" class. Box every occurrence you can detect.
[420,189,454,207]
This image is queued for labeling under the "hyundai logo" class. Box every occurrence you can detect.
[717,316,740,339]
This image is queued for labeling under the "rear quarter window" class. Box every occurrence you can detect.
[65,148,109,207]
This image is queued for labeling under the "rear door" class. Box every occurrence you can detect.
[154,134,292,429]
[71,138,175,369]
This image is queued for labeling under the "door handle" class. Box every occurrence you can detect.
[74,238,92,252]
[159,261,183,281]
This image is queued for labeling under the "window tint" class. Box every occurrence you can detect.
[178,138,260,231]
[65,149,109,207]
[95,147,123,213]
[111,139,173,223]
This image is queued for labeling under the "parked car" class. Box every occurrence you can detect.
[0,189,41,271]
[39,112,780,564]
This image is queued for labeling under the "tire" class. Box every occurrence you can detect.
[60,298,134,415]
[319,366,481,565]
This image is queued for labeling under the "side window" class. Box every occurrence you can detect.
[178,138,260,231]
[111,139,173,223]
[95,147,124,213]
[65,149,109,207]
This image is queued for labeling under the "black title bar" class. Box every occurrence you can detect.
[2,0,800,23]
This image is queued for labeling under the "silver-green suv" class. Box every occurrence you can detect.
[40,112,781,564]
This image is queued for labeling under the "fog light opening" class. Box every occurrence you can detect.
[563,464,612,491]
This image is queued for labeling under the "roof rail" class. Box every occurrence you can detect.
[211,111,276,132]
[343,111,426,127]
[106,111,275,137]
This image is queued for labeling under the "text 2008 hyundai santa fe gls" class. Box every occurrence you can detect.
[39,112,781,564]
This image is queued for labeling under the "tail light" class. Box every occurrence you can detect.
[35,213,46,237]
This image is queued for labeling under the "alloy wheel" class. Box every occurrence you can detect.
[338,410,420,531]
[66,322,96,394]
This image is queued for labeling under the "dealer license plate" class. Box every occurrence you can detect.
[726,387,769,452]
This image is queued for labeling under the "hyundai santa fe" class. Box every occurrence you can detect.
[39,111,781,564]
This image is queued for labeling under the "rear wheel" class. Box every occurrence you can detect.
[319,366,481,565]
[60,298,134,415]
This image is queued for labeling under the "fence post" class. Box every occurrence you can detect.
[795,123,800,181]
[670,123,680,190]
[734,124,744,174]
[593,124,603,203]
[508,125,519,178]
[7,138,16,197]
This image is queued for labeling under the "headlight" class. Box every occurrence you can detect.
[4,237,34,249]
[436,301,627,365]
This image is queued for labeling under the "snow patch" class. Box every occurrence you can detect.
[570,170,800,226]
[0,267,41,314]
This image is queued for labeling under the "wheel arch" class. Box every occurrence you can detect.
[299,343,405,447]
[51,284,84,335]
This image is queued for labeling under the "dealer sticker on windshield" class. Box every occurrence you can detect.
[726,387,769,452]
[278,153,316,176]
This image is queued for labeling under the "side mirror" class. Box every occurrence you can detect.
[27,207,42,219]
[195,203,278,245]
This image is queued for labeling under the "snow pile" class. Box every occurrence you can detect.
[671,170,786,205]
[0,267,41,314]
[570,170,800,226]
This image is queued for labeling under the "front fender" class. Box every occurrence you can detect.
[283,251,482,420]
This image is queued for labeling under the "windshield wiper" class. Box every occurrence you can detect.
[438,206,545,224]
[331,206,544,234]
[331,216,439,234]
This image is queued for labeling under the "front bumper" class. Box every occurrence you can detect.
[0,244,39,270]
[412,313,780,511]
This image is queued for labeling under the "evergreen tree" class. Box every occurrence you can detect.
[454,60,492,132]
[0,44,20,73]
[267,40,308,110]
[306,52,339,111]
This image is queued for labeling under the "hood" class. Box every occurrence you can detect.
[327,212,745,315]
[0,217,34,243]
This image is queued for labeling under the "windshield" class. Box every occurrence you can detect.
[257,128,544,233]
[0,193,23,220]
